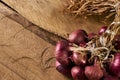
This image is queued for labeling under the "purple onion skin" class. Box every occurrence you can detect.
[55,40,73,66]
[68,29,88,45]
[88,33,96,40]
[71,66,87,80]
[55,40,69,52]
[98,26,107,35]
[55,50,72,66]
[72,52,87,67]
[56,61,72,78]
[79,42,87,47]
[103,75,119,80]
[85,65,103,80]
[109,52,120,77]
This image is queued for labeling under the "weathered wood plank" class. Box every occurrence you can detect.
[0,13,64,80]
[0,2,67,45]
[0,1,117,80]
[2,0,104,37]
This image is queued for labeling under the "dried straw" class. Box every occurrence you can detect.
[68,0,120,64]
[68,0,115,18]
[100,0,120,47]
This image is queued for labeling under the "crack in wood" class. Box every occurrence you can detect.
[0,0,18,13]
[0,1,67,46]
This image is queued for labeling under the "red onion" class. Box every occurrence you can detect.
[88,33,96,40]
[72,52,87,67]
[79,42,87,47]
[56,61,72,78]
[98,26,107,35]
[68,29,88,45]
[85,61,103,80]
[71,66,86,80]
[114,34,120,41]
[55,40,69,52]
[103,75,119,80]
[55,50,72,66]
[109,52,120,77]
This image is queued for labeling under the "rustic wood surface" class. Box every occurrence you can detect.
[3,0,105,36]
[0,0,114,80]
[0,1,66,80]
[0,11,65,80]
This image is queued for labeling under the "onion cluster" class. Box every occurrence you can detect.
[55,27,120,80]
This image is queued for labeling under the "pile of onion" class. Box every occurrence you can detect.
[55,26,120,80]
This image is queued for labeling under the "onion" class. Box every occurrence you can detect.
[55,40,69,52]
[72,52,87,67]
[98,26,107,35]
[56,61,72,78]
[88,33,96,40]
[109,52,120,77]
[68,29,88,45]
[79,42,87,47]
[55,50,72,66]
[103,75,119,80]
[71,66,86,80]
[85,60,103,80]
[114,34,120,41]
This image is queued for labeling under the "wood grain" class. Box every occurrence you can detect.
[0,11,66,80]
[3,0,105,37]
[0,2,67,45]
[0,0,116,80]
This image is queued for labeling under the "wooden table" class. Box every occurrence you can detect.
[0,0,108,80]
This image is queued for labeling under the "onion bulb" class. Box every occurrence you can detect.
[68,29,88,45]
[72,52,87,67]
[109,52,120,77]
[55,40,69,52]
[71,66,86,80]
[98,26,107,35]
[56,61,72,78]
[85,60,103,80]
[55,50,72,66]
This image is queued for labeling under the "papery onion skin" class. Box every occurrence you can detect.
[109,52,120,77]
[68,29,88,45]
[72,52,87,67]
[55,40,69,52]
[103,75,119,80]
[88,33,96,40]
[85,63,103,80]
[56,61,72,78]
[79,42,87,47]
[98,26,107,35]
[55,50,72,66]
[71,66,86,80]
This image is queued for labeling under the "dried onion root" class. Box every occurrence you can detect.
[67,0,116,22]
